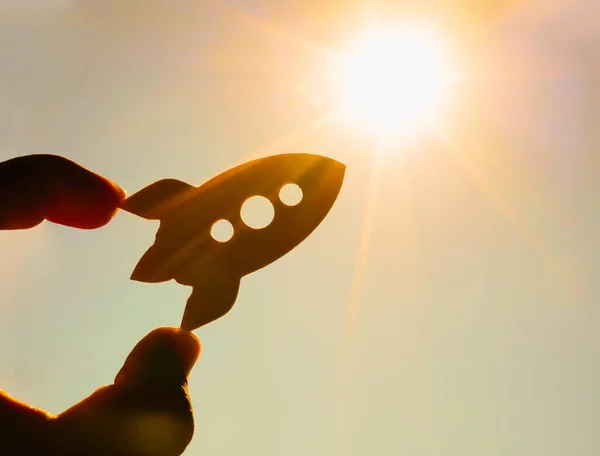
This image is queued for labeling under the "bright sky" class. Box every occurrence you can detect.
[1,1,600,455]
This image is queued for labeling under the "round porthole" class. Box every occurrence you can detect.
[211,219,234,242]
[279,183,303,206]
[240,196,275,229]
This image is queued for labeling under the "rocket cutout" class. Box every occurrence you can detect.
[120,153,346,331]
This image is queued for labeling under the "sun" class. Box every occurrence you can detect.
[332,24,460,137]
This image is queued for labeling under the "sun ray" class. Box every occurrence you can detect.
[213,0,339,62]
[433,128,582,299]
[344,145,386,340]
[236,110,337,164]
[332,142,386,451]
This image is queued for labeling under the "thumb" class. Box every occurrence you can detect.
[55,328,201,456]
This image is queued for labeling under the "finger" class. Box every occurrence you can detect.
[0,389,54,454]
[0,154,126,230]
[54,328,201,456]
[114,327,201,385]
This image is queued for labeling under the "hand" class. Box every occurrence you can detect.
[0,155,201,455]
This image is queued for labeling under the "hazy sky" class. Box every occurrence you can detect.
[1,1,599,455]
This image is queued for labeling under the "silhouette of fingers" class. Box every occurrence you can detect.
[54,327,201,456]
[0,389,54,455]
[0,154,126,230]
[1,328,200,455]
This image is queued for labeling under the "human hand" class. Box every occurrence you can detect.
[0,155,201,455]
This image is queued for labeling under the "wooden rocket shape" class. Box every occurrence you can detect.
[120,153,346,331]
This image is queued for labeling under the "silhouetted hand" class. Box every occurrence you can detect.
[0,155,201,455]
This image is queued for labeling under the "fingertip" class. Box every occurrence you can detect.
[0,154,128,230]
[115,327,201,385]
[46,166,128,229]
[146,327,202,372]
[79,179,127,229]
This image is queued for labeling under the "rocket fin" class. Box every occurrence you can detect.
[180,274,241,331]
[130,243,175,283]
[120,178,194,220]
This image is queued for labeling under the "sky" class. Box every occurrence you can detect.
[1,1,599,455]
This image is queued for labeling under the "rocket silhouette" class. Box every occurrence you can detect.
[120,153,346,331]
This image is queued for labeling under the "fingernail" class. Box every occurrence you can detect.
[107,179,127,203]
[177,328,201,356]
[103,179,127,224]
[169,328,202,376]
[115,327,201,385]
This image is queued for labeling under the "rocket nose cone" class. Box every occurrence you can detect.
[307,155,346,195]
[328,157,346,180]
[327,156,346,170]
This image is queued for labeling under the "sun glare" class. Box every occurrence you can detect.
[334,25,460,136]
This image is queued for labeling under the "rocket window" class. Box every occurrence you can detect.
[211,219,234,242]
[240,196,275,229]
[279,183,303,206]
